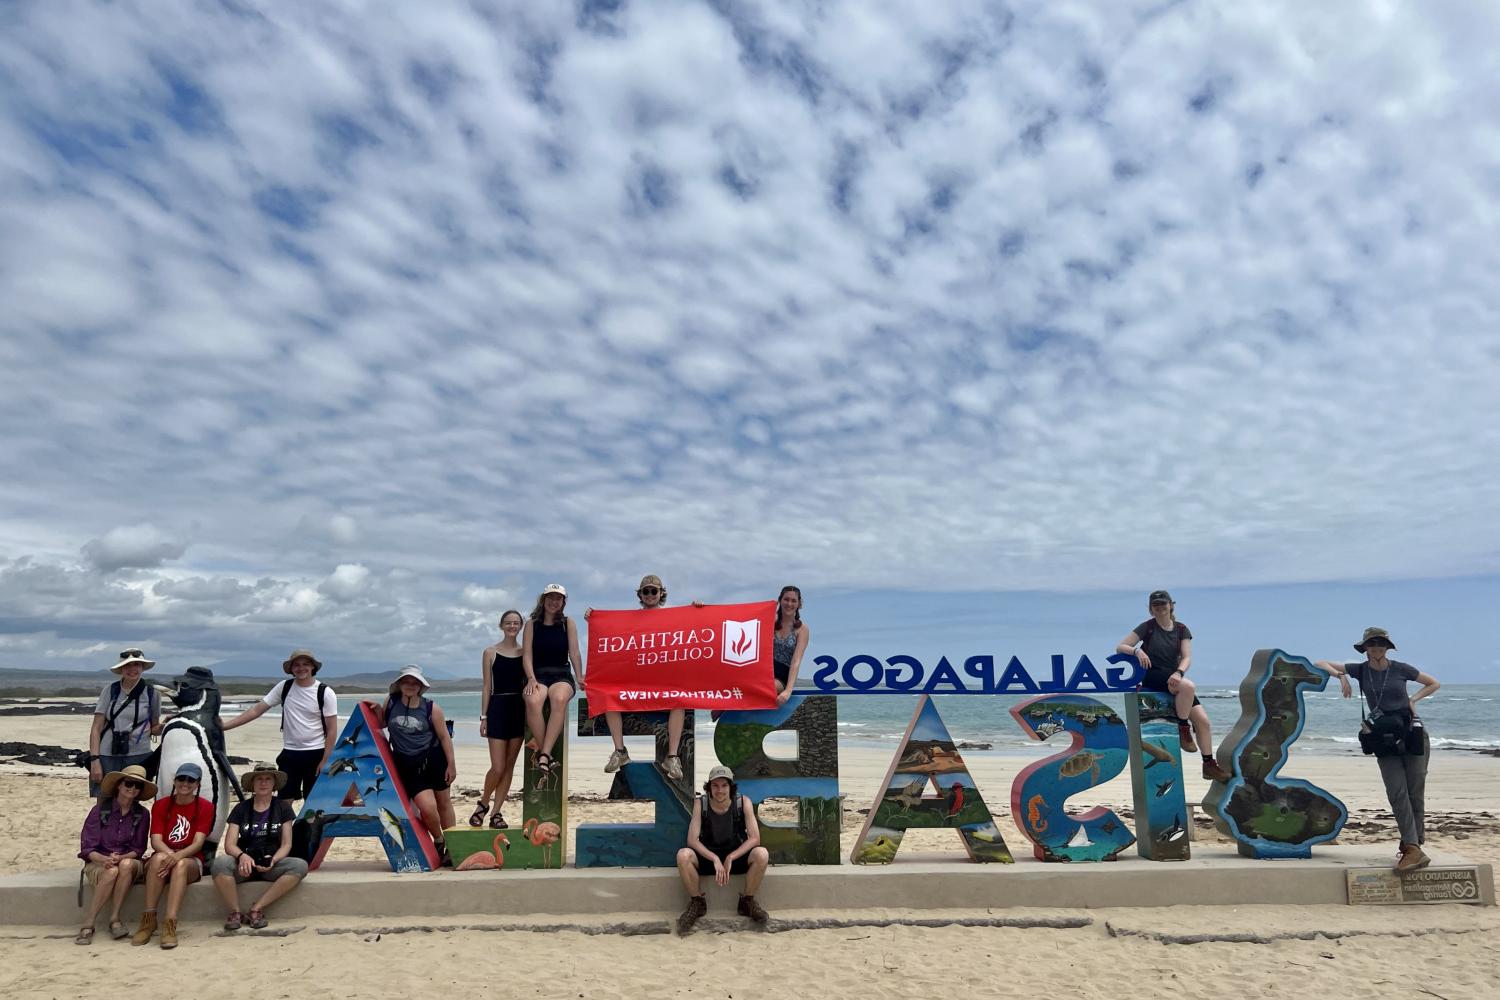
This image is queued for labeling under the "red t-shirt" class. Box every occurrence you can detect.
[150,796,215,851]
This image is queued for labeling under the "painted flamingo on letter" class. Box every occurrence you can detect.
[523,817,561,867]
[454,833,510,871]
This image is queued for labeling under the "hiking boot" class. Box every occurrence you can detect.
[130,911,157,946]
[737,894,769,923]
[663,755,684,781]
[1202,756,1232,782]
[676,895,707,935]
[1396,842,1431,873]
[605,748,630,773]
[160,917,178,949]
[1177,721,1198,753]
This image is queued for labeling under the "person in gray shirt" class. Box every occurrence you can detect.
[87,649,162,797]
[1318,626,1441,873]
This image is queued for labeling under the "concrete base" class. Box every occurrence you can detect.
[9,844,1490,928]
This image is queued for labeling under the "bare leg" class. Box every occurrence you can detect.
[523,687,546,749]
[212,872,240,913]
[542,683,572,757]
[253,873,303,912]
[676,848,701,895]
[605,711,625,751]
[667,709,684,757]
[481,737,507,806]
[83,867,118,927]
[1188,702,1213,755]
[141,854,167,910]
[163,860,195,921]
[1173,675,1198,726]
[108,859,140,923]
[493,739,522,807]
[413,789,443,840]
[744,846,769,896]
[435,787,455,829]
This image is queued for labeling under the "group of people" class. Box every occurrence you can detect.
[75,585,1441,941]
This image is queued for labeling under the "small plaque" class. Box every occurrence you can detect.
[1348,866,1484,905]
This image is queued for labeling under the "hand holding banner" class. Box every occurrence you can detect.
[584,601,778,715]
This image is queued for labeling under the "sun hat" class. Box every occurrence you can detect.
[1354,626,1397,653]
[110,648,155,675]
[388,664,432,696]
[100,764,157,800]
[173,762,202,782]
[703,765,735,791]
[541,583,567,598]
[240,762,288,793]
[282,648,323,675]
[1148,590,1173,605]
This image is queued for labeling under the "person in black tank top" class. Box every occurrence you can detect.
[1116,591,1231,782]
[522,584,582,774]
[675,765,770,933]
[474,610,526,829]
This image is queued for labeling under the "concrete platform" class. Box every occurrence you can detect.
[4,844,1490,928]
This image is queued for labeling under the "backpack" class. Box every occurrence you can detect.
[278,679,330,733]
[698,793,747,849]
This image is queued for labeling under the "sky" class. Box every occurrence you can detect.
[1,1,1497,684]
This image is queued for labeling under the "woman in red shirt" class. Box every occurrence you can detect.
[131,762,214,949]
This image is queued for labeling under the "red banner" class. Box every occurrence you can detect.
[583,601,778,716]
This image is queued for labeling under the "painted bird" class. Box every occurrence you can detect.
[945,782,965,818]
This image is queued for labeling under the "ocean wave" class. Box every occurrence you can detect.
[1430,737,1500,750]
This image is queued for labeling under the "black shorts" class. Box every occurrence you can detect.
[486,692,526,741]
[534,667,575,693]
[1141,669,1201,709]
[696,853,751,876]
[393,745,449,796]
[277,747,325,801]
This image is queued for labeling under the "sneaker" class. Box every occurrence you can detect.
[1395,843,1431,873]
[737,894,769,924]
[160,917,178,949]
[1202,756,1232,782]
[1177,721,1198,754]
[605,748,630,773]
[663,755,683,781]
[130,911,157,947]
[676,895,707,935]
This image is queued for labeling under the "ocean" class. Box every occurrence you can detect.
[339,683,1499,757]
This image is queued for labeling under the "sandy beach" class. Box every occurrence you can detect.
[2,707,1497,999]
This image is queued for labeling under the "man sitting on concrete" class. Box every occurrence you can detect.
[675,765,770,933]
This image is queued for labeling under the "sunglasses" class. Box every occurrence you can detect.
[119,648,144,659]
[173,776,199,783]
[639,587,661,596]
[120,780,143,791]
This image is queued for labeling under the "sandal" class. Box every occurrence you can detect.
[246,909,268,930]
[469,800,490,827]
[109,920,128,940]
[75,926,95,945]
[224,911,242,931]
[489,807,507,829]
[534,752,553,773]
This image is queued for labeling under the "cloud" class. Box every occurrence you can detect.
[1,2,1498,674]
[81,525,187,572]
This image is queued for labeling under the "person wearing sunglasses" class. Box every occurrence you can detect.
[132,763,214,948]
[1317,627,1441,873]
[75,765,154,944]
[586,575,689,780]
[86,648,162,798]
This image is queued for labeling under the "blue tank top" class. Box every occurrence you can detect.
[773,629,798,666]
[385,697,436,756]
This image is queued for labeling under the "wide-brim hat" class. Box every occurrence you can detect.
[239,762,288,793]
[110,648,155,675]
[282,649,322,675]
[703,764,736,792]
[100,764,157,800]
[1354,626,1397,653]
[388,664,431,696]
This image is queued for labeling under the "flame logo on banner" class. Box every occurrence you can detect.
[721,619,760,666]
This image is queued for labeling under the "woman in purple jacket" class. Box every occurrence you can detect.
[76,764,153,944]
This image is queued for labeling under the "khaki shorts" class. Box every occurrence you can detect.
[83,859,145,887]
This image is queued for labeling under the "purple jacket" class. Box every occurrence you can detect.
[78,802,150,862]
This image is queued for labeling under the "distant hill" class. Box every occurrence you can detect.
[0,666,482,698]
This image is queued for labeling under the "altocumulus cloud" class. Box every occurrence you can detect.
[0,1,1497,674]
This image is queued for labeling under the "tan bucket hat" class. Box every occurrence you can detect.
[282,648,323,674]
[110,648,155,675]
[239,762,288,793]
[100,763,157,800]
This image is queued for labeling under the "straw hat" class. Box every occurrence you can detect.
[239,762,288,793]
[100,764,157,800]
[110,648,155,675]
[388,664,431,697]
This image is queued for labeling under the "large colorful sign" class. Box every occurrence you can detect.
[303,649,1359,875]
[583,601,778,715]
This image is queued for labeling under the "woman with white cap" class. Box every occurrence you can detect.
[86,648,162,797]
[1317,627,1441,873]
[367,665,457,864]
[75,764,154,944]
[522,584,583,775]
